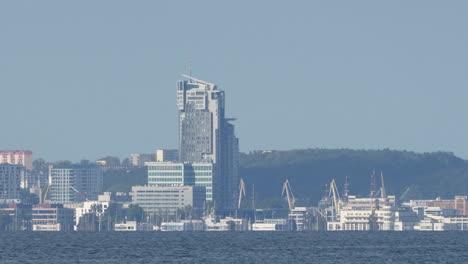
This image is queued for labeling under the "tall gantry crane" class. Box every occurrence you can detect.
[329,179,342,221]
[380,172,387,199]
[238,178,246,210]
[281,179,295,211]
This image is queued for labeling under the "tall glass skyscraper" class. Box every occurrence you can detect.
[177,76,239,213]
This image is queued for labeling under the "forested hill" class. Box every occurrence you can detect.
[239,149,468,206]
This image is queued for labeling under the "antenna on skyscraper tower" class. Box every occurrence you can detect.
[186,57,192,80]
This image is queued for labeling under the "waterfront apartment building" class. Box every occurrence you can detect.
[0,150,33,170]
[49,164,103,204]
[147,162,213,201]
[131,185,206,215]
[0,164,25,202]
[177,76,239,212]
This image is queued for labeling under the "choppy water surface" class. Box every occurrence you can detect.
[0,232,467,263]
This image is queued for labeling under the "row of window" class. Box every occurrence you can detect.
[149,178,183,182]
[148,172,183,176]
[135,198,182,202]
[148,166,183,171]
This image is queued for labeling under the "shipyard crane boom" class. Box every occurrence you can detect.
[380,172,387,199]
[399,186,411,202]
[70,186,90,202]
[281,179,295,211]
[329,179,342,217]
[40,184,51,204]
[238,178,246,210]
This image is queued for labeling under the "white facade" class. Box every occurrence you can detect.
[146,162,213,201]
[204,215,229,231]
[327,195,396,231]
[131,185,205,215]
[33,223,61,231]
[115,221,137,231]
[74,193,111,231]
[161,222,184,231]
[252,223,276,231]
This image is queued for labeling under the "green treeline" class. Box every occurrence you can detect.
[240,149,468,206]
[102,149,468,207]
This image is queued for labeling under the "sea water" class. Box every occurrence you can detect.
[0,232,467,263]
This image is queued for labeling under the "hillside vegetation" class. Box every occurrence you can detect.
[103,149,468,206]
[240,149,468,206]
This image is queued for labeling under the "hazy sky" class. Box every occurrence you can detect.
[1,1,467,161]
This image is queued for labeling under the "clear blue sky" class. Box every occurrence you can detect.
[1,1,467,161]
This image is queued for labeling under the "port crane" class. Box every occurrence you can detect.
[41,184,50,203]
[380,172,387,199]
[281,179,295,211]
[329,179,342,221]
[399,186,412,202]
[70,186,90,202]
[238,178,246,210]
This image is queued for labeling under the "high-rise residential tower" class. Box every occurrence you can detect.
[177,75,239,213]
[49,164,103,204]
[0,164,25,202]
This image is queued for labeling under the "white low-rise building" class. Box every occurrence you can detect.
[327,195,396,231]
[115,221,137,231]
[74,193,111,230]
[161,222,184,231]
[160,220,204,231]
[33,223,61,231]
[131,185,205,216]
[252,223,276,231]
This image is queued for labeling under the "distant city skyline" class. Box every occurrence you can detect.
[1,1,468,161]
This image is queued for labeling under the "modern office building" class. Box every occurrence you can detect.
[177,76,239,212]
[0,150,33,170]
[155,149,179,162]
[130,153,155,167]
[147,162,213,201]
[0,164,25,202]
[49,164,103,204]
[131,185,206,215]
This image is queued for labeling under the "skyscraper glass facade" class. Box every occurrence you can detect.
[177,77,239,212]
